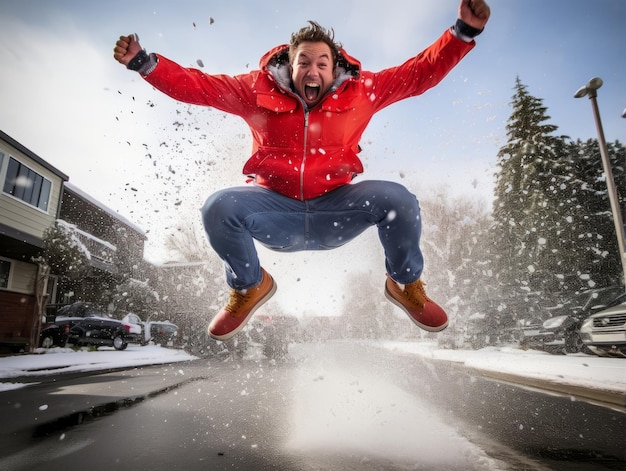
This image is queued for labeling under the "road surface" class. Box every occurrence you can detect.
[1,341,624,470]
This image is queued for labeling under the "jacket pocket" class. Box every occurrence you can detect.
[320,91,361,113]
[256,92,298,113]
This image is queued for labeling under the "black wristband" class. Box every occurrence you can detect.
[127,49,149,71]
[455,18,484,38]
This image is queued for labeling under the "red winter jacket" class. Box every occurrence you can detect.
[144,28,474,200]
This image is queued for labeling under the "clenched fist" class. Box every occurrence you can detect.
[113,34,142,67]
[459,0,490,30]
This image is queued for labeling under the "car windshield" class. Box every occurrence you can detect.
[122,313,142,324]
[583,287,626,312]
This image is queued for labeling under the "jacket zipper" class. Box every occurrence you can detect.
[300,110,310,201]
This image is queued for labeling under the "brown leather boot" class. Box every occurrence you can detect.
[384,276,448,332]
[208,268,277,340]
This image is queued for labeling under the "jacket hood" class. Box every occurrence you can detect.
[259,44,361,94]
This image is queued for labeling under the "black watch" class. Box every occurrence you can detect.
[455,19,484,38]
[127,49,149,71]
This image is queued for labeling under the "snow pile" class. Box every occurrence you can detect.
[382,341,626,394]
[0,344,196,391]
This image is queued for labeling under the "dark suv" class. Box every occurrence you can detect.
[40,302,106,348]
[40,302,140,350]
[67,315,134,350]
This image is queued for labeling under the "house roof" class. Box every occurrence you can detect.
[0,130,69,181]
[1,129,145,238]
[63,181,146,237]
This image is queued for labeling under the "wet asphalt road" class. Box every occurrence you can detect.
[1,341,624,470]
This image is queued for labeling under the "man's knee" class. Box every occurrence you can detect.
[385,181,417,204]
[201,188,241,228]
[360,180,419,210]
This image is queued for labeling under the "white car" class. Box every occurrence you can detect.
[580,302,626,357]
[121,313,144,343]
[144,321,178,346]
[121,313,178,346]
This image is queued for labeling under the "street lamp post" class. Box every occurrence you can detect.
[574,77,626,285]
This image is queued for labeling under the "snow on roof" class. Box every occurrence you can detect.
[63,181,145,236]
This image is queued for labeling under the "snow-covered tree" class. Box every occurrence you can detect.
[111,277,161,319]
[492,77,571,310]
[492,78,625,319]
[164,221,211,263]
[562,138,625,289]
[419,191,505,345]
[42,221,90,281]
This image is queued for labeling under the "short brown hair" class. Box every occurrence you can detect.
[289,21,342,66]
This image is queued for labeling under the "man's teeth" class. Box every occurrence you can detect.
[305,83,320,101]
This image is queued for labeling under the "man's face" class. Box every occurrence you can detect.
[290,41,335,108]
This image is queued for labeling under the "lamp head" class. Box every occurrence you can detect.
[574,86,588,98]
[574,77,603,99]
[587,77,603,90]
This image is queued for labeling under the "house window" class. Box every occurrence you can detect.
[46,274,58,304]
[2,156,52,211]
[0,259,10,289]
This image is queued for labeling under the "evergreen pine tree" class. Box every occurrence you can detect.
[492,77,570,312]
[565,138,626,289]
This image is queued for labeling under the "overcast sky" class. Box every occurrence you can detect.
[0,0,624,274]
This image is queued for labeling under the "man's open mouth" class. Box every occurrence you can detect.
[304,83,320,101]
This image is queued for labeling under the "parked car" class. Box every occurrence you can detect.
[145,321,178,346]
[517,316,545,347]
[580,301,626,357]
[520,286,626,354]
[67,314,140,351]
[119,313,178,346]
[42,303,144,351]
[120,313,144,344]
[39,323,71,348]
[39,301,108,348]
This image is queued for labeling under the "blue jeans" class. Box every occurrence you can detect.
[201,180,424,290]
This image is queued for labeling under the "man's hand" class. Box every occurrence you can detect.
[113,34,142,67]
[458,0,490,30]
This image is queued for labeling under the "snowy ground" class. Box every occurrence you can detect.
[0,344,197,391]
[0,341,624,396]
[382,341,626,396]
